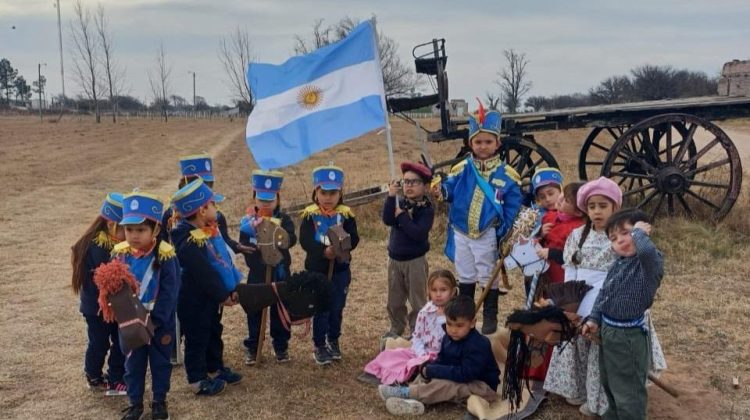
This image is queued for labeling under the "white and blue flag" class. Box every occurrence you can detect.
[245,21,387,169]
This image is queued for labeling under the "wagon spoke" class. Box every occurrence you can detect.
[667,193,675,216]
[673,123,697,163]
[676,194,694,218]
[636,189,660,210]
[687,158,730,176]
[617,148,658,172]
[688,179,730,189]
[685,189,721,210]
[622,182,656,197]
[682,137,720,169]
[650,193,667,220]
[665,127,673,162]
[590,142,610,153]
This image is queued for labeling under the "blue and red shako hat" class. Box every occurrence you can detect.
[121,192,164,225]
[312,165,344,191]
[171,178,215,217]
[252,170,283,201]
[100,192,124,223]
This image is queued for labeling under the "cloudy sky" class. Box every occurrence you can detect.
[1,0,748,106]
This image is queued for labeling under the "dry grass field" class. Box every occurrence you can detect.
[1,115,749,419]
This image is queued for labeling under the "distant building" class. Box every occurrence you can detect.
[718,60,750,97]
[29,99,47,110]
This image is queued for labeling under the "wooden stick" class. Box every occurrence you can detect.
[649,373,680,399]
[327,260,334,281]
[256,265,272,364]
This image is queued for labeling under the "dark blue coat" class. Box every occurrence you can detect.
[382,196,434,261]
[424,327,500,391]
[79,241,112,316]
[162,207,240,253]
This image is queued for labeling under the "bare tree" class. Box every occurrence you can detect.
[94,3,125,123]
[70,0,101,123]
[495,49,531,113]
[148,42,172,122]
[293,16,418,96]
[218,26,254,110]
[485,92,500,110]
[524,95,548,112]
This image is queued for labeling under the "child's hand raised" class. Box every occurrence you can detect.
[581,320,599,340]
[633,221,652,235]
[388,180,401,197]
[541,223,553,237]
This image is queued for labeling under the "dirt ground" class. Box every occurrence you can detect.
[0,115,748,419]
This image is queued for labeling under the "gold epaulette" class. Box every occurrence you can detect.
[112,241,132,256]
[93,230,116,250]
[158,241,176,261]
[269,217,282,226]
[188,229,210,247]
[504,165,521,185]
[300,204,321,219]
[335,205,354,219]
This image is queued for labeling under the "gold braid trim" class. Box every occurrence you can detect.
[300,204,321,219]
[158,241,176,261]
[467,186,486,238]
[300,204,354,219]
[93,230,116,250]
[335,205,354,219]
[188,229,210,247]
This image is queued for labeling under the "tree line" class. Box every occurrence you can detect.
[485,49,718,113]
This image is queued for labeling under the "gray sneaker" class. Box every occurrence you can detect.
[386,398,425,416]
[327,341,342,361]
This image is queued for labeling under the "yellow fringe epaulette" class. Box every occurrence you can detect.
[188,229,210,248]
[112,241,132,256]
[504,165,521,185]
[300,204,322,219]
[158,241,176,261]
[335,205,354,219]
[93,230,116,250]
[300,204,354,219]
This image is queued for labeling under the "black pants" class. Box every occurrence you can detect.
[180,304,225,384]
[83,314,125,382]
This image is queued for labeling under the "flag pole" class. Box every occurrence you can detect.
[370,18,396,182]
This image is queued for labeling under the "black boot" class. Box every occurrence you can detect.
[458,283,476,299]
[481,289,500,335]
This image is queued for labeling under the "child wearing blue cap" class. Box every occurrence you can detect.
[170,179,244,397]
[431,101,523,334]
[162,154,252,254]
[112,192,179,420]
[239,170,297,364]
[71,192,127,395]
[300,165,360,365]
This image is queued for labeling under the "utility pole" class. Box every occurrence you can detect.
[38,63,43,122]
[55,0,65,111]
[188,70,196,117]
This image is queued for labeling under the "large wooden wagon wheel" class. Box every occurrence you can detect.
[578,125,630,180]
[601,113,742,220]
[499,135,559,198]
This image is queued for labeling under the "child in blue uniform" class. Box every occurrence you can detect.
[113,192,180,420]
[171,179,243,396]
[432,103,523,334]
[299,165,359,365]
[162,154,251,254]
[71,192,127,395]
[239,170,297,364]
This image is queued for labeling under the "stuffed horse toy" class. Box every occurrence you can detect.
[503,239,548,278]
[468,281,592,419]
[93,259,155,354]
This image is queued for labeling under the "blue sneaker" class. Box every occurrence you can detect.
[378,384,410,401]
[313,346,332,365]
[215,367,243,385]
[194,378,226,396]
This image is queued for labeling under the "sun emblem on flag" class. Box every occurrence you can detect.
[297,85,324,110]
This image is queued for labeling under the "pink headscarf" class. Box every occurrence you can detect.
[576,176,622,212]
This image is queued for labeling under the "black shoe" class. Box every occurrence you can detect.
[120,403,144,420]
[86,373,106,391]
[275,350,290,363]
[244,348,257,366]
[151,401,169,420]
[328,341,342,361]
[313,346,332,365]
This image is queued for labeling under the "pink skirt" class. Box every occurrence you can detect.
[364,348,436,385]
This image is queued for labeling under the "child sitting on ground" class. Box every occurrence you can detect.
[364,270,456,384]
[377,295,500,416]
[583,209,664,420]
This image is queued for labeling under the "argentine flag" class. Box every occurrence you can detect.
[245,21,387,169]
